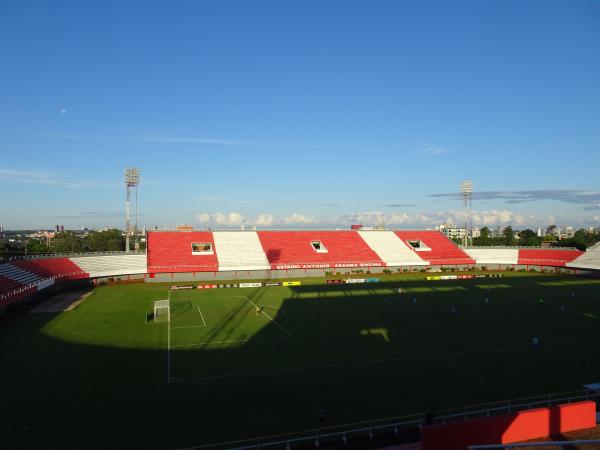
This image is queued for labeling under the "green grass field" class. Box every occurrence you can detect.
[2,272,600,449]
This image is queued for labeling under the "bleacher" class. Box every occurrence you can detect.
[0,262,43,286]
[568,241,600,271]
[517,248,583,267]
[146,231,218,273]
[3,230,599,310]
[258,231,385,269]
[395,230,475,265]
[0,274,21,292]
[214,231,270,271]
[70,254,147,278]
[14,258,87,280]
[358,230,428,266]
[464,248,519,265]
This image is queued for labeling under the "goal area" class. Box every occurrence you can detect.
[154,300,170,322]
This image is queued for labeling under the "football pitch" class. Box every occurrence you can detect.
[2,272,600,449]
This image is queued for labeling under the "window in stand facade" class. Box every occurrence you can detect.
[191,242,214,255]
[311,240,328,253]
[407,240,430,251]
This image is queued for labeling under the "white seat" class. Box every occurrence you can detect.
[464,248,519,265]
[567,244,600,271]
[213,232,270,271]
[358,231,428,266]
[70,254,148,277]
[0,263,43,285]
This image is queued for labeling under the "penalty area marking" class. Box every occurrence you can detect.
[170,335,290,349]
[197,306,207,327]
[170,306,207,330]
[171,338,249,348]
[242,296,293,338]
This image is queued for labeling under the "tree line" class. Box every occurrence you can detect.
[471,226,600,250]
[1,229,146,260]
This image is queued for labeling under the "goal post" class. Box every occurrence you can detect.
[154,300,170,322]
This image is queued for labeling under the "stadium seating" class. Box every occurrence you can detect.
[0,262,43,286]
[394,230,475,265]
[464,248,519,265]
[517,249,583,267]
[213,231,270,271]
[0,275,21,292]
[358,231,429,266]
[568,241,600,271]
[13,258,87,280]
[70,254,147,278]
[258,231,385,269]
[146,231,218,273]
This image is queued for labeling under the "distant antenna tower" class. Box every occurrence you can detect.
[125,168,140,253]
[460,180,473,246]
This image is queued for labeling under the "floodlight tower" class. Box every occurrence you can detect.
[460,180,473,247]
[125,168,140,253]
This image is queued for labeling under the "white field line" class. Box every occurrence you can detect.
[171,339,249,348]
[197,306,207,327]
[167,306,171,383]
[170,336,600,383]
[172,325,208,330]
[169,295,247,301]
[243,296,293,338]
[170,335,290,349]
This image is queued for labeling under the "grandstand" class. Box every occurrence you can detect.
[517,248,583,267]
[147,231,218,273]
[358,230,429,267]
[568,241,600,271]
[69,254,147,278]
[395,230,476,265]
[1,230,599,310]
[258,230,386,269]
[214,231,271,271]
[463,248,519,265]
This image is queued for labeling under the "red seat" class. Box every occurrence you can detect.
[257,231,385,269]
[394,231,475,265]
[147,231,218,273]
[14,258,88,280]
[517,249,584,267]
[0,275,21,294]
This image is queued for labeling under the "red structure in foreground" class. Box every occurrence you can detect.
[421,401,596,450]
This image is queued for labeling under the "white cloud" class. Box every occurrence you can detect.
[195,212,246,226]
[0,168,114,189]
[192,209,567,229]
[282,213,319,225]
[255,214,275,226]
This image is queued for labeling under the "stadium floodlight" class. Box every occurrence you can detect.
[154,300,170,322]
[460,180,473,247]
[125,167,140,186]
[124,168,140,253]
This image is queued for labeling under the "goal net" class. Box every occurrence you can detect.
[154,300,170,322]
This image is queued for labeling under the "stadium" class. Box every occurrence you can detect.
[3,1,600,449]
[2,217,600,449]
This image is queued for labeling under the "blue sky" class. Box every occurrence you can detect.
[1,0,599,230]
